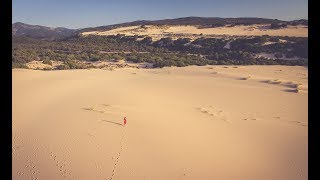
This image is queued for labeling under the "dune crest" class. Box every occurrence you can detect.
[82,24,308,40]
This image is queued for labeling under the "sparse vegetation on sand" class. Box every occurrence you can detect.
[238,76,251,80]
[284,81,302,88]
[260,79,307,93]
[266,79,282,84]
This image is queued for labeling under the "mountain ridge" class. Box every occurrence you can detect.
[12,22,77,40]
[13,17,308,40]
[77,17,307,33]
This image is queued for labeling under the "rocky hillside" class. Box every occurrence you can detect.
[12,22,77,40]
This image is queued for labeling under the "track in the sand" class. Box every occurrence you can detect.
[109,127,126,180]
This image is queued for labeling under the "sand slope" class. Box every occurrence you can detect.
[81,25,308,39]
[13,65,307,180]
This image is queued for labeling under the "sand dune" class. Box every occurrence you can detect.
[81,25,308,39]
[13,65,307,180]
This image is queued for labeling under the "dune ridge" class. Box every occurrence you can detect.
[82,25,308,40]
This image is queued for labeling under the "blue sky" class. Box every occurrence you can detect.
[12,0,308,29]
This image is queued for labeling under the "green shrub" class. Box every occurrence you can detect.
[64,60,86,69]
[176,61,186,67]
[56,64,70,70]
[12,62,28,69]
[43,67,53,71]
[42,59,52,65]
[275,53,283,58]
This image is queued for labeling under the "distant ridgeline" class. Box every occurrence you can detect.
[77,17,308,34]
[13,17,308,40]
[12,17,308,69]
[12,22,77,41]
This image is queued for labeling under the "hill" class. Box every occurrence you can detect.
[12,22,77,40]
[12,17,308,69]
[77,17,307,34]
[13,17,308,40]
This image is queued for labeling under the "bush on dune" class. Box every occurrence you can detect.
[42,59,53,65]
[12,62,28,69]
[56,64,70,70]
[64,60,87,69]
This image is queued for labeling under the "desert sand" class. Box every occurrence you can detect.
[81,25,308,39]
[13,65,307,180]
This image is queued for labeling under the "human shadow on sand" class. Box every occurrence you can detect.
[101,119,123,126]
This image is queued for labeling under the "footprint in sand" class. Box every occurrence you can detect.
[242,118,258,121]
[288,120,308,127]
[25,159,40,180]
[86,131,103,151]
[82,104,116,114]
[197,106,228,122]
[178,168,189,179]
[12,134,24,156]
[100,104,124,115]
[242,113,261,121]
[250,115,307,127]
[109,131,126,180]
[94,161,103,178]
[82,107,105,113]
[48,150,72,179]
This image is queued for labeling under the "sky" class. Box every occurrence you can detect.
[12,0,308,29]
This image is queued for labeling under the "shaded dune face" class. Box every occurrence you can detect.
[12,65,307,180]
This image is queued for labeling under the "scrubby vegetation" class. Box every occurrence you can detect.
[12,62,28,69]
[12,33,308,69]
[42,59,52,65]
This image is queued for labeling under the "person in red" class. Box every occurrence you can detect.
[123,117,127,126]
